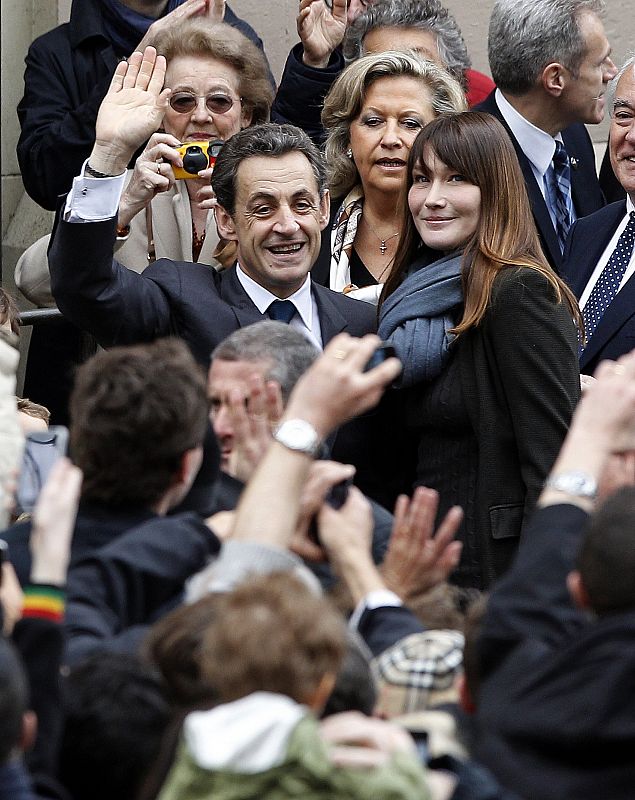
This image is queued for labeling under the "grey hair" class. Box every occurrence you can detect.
[343,0,471,86]
[211,321,319,403]
[607,53,635,115]
[488,0,604,95]
[211,123,327,216]
[322,51,467,198]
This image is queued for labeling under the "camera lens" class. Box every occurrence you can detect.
[182,145,209,175]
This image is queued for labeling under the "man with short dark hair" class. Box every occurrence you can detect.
[2,338,215,587]
[48,48,376,370]
[563,58,635,375]
[476,0,616,271]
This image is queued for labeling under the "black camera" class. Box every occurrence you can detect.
[173,139,223,180]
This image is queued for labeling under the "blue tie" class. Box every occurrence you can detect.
[267,299,296,324]
[581,212,635,349]
[548,141,574,253]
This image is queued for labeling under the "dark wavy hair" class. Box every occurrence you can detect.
[382,112,581,336]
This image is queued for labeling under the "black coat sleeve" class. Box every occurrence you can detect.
[483,269,581,525]
[271,44,343,147]
[48,208,176,347]
[16,30,117,210]
[64,514,220,665]
[479,503,588,680]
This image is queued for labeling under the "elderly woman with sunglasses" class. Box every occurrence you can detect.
[113,17,272,270]
[16,16,272,308]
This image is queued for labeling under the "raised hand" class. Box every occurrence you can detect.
[118,132,182,227]
[90,47,171,176]
[283,334,402,439]
[381,487,463,601]
[225,374,283,483]
[297,0,347,68]
[136,0,226,54]
[30,458,82,587]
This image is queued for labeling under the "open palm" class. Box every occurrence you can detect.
[95,48,171,157]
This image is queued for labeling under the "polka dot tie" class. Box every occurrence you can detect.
[582,211,635,348]
[267,299,296,324]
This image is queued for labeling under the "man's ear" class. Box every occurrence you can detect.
[214,205,239,242]
[542,62,567,97]
[319,190,330,231]
[567,569,592,611]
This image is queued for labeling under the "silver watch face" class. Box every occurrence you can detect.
[275,420,320,455]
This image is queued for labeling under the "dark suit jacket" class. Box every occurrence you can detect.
[49,215,376,368]
[476,503,635,799]
[562,200,635,374]
[475,91,605,273]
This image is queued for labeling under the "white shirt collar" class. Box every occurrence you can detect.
[236,264,314,331]
[495,89,563,178]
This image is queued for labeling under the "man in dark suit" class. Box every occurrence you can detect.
[48,48,375,368]
[563,57,635,376]
[475,351,635,799]
[476,0,615,272]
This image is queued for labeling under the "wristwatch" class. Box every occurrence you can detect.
[544,470,598,499]
[273,419,322,458]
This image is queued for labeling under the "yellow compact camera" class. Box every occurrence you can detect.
[173,139,223,180]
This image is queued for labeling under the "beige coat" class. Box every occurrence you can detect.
[15,175,220,307]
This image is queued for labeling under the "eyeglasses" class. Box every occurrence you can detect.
[168,92,239,115]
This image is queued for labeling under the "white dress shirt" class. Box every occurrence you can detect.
[236,266,323,350]
[579,196,635,310]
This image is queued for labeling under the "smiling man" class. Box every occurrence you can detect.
[476,0,616,273]
[563,58,635,376]
[48,48,376,368]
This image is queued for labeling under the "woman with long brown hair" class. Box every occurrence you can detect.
[378,111,581,588]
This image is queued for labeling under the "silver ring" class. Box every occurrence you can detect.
[156,162,161,174]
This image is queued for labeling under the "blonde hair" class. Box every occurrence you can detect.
[322,50,466,197]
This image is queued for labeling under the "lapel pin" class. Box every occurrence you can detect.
[570,157,580,170]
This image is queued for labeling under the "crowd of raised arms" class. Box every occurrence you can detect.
[1,0,635,797]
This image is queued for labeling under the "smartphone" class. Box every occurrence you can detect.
[15,426,69,515]
[364,343,397,372]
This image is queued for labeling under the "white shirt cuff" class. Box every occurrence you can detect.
[349,589,403,631]
[63,160,127,222]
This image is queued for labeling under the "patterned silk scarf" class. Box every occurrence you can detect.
[329,186,365,292]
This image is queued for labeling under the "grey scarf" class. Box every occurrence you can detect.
[378,251,464,388]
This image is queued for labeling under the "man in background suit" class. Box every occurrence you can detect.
[48,48,376,369]
[563,57,635,377]
[476,0,615,273]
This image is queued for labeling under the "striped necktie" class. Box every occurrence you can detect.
[548,141,574,253]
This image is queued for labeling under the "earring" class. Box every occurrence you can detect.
[346,147,353,159]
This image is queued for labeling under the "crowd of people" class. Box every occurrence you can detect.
[2,0,635,797]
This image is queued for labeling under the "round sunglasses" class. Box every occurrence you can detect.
[168,92,240,115]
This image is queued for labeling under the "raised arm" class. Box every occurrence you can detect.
[481,353,635,676]
[48,49,180,347]
[271,0,346,145]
